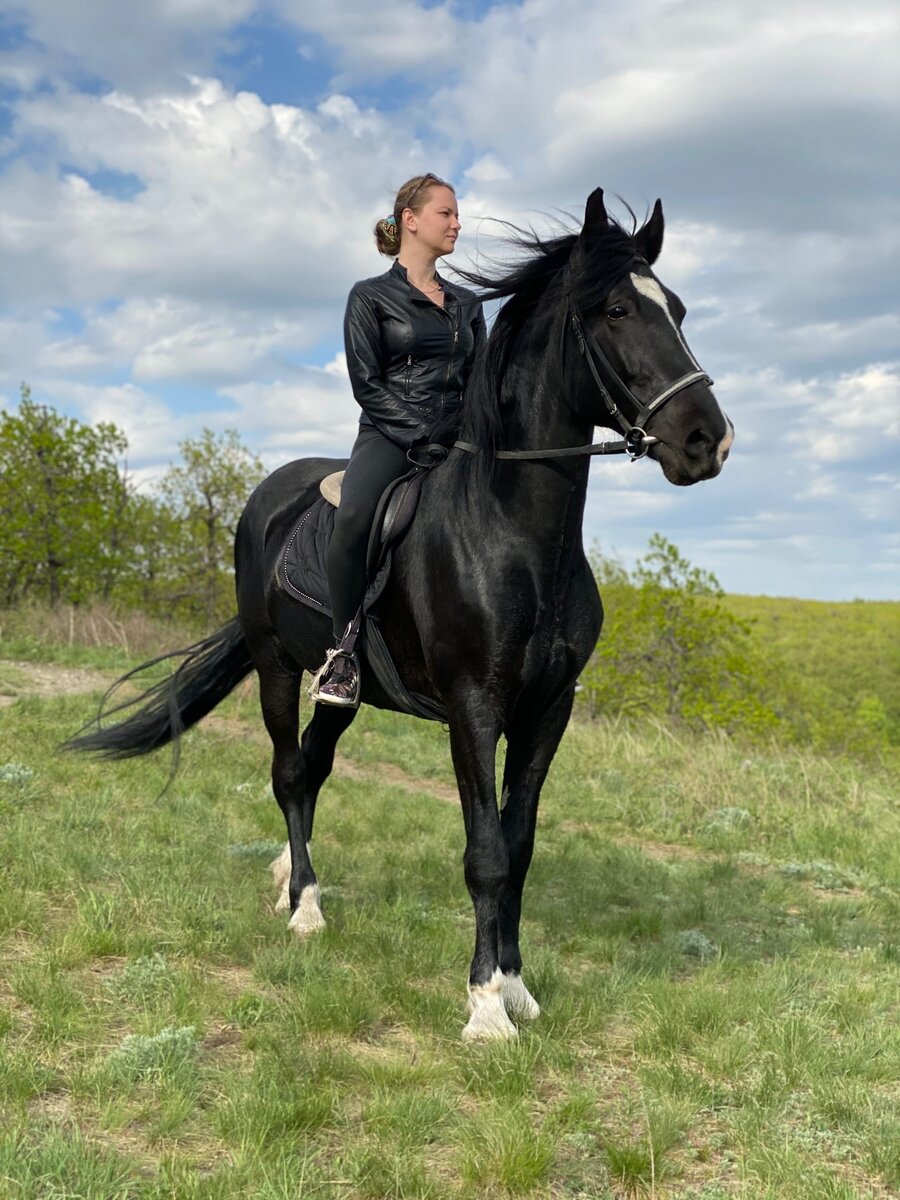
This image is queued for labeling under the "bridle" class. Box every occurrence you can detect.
[563,297,713,460]
[451,291,713,465]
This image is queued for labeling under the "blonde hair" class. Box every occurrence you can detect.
[374,173,455,257]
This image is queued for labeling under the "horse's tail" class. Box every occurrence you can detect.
[65,618,254,759]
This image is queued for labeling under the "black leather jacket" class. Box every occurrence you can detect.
[343,259,487,449]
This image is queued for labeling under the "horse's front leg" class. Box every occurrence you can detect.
[498,685,577,1021]
[447,695,516,1041]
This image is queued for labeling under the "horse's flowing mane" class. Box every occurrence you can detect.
[447,215,642,489]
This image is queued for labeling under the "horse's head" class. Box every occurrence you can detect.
[571,189,733,485]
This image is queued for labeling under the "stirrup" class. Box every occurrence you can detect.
[308,648,361,708]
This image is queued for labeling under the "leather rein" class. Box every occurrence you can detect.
[451,298,712,464]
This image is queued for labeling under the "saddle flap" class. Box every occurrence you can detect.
[365,468,427,577]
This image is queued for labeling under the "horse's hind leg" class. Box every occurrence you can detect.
[259,669,355,937]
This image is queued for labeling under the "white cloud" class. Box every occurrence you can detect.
[586,482,674,519]
[462,155,513,186]
[6,0,256,92]
[275,0,462,80]
[220,353,359,460]
[2,79,416,315]
[0,315,47,378]
[2,0,899,601]
[42,298,309,386]
[788,364,900,464]
[425,0,900,272]
[655,223,746,286]
[55,381,198,466]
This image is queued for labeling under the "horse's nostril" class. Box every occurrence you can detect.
[685,427,713,452]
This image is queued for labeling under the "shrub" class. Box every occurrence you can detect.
[579,536,778,737]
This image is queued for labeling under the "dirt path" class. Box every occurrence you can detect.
[333,754,459,805]
[0,659,113,707]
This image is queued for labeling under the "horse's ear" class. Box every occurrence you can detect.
[635,199,664,264]
[582,188,608,233]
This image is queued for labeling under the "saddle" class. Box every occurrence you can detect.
[278,451,448,722]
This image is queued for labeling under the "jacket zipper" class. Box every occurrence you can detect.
[440,324,459,421]
[404,355,413,398]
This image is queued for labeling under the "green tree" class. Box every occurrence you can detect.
[580,535,778,736]
[0,386,131,606]
[159,428,266,624]
[109,492,183,615]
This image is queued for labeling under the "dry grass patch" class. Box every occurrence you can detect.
[24,1088,195,1180]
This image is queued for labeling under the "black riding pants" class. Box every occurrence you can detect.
[326,425,409,637]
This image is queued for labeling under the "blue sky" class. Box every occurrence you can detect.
[1,0,898,600]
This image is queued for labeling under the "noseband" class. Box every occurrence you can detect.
[452,298,713,464]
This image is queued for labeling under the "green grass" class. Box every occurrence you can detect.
[0,657,897,1198]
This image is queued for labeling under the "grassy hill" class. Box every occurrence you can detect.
[724,595,900,753]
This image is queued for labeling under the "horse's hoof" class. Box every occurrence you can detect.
[288,884,326,938]
[462,1012,518,1041]
[502,972,541,1021]
[462,969,518,1041]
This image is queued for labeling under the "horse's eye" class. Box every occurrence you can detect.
[607,306,628,321]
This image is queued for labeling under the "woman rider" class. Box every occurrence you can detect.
[310,173,487,705]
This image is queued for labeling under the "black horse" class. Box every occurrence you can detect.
[72,189,732,1040]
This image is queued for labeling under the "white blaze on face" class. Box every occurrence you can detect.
[717,417,735,468]
[629,273,701,370]
[630,272,734,466]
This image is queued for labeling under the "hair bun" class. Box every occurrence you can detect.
[374,215,401,256]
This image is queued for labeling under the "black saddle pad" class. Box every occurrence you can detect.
[278,477,446,723]
[280,496,335,615]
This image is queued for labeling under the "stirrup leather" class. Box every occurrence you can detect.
[307,647,361,708]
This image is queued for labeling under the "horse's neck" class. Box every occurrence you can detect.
[500,307,590,452]
[489,358,593,560]
[502,384,590,458]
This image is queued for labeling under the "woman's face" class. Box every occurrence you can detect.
[405,185,461,256]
